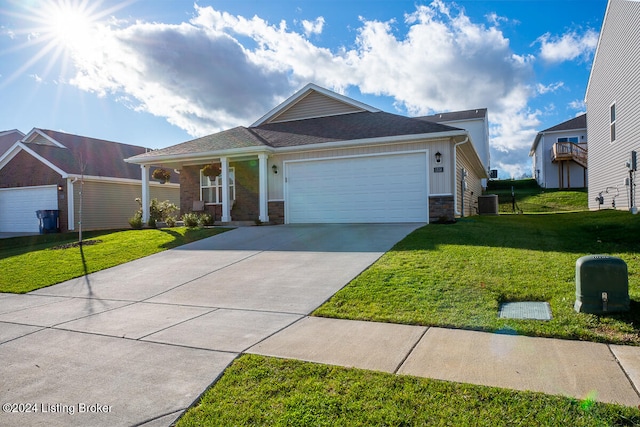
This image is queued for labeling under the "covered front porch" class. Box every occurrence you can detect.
[138,152,277,225]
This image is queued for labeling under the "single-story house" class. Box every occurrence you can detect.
[126,83,487,224]
[586,0,640,212]
[417,108,491,185]
[529,114,588,189]
[0,128,179,233]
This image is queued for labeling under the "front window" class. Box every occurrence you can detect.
[200,167,235,204]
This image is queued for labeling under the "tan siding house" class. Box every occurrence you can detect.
[127,83,486,224]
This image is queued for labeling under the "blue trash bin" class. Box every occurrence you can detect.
[36,210,60,234]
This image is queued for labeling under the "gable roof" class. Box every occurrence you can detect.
[127,111,465,164]
[251,111,462,148]
[529,113,587,155]
[6,128,161,181]
[252,83,381,126]
[541,113,586,133]
[417,108,487,123]
[0,129,25,156]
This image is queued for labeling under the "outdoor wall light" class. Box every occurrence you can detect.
[272,164,278,174]
[435,151,442,163]
[57,184,64,192]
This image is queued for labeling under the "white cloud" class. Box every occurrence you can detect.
[569,99,586,110]
[536,81,564,94]
[301,17,325,37]
[536,29,599,63]
[62,1,545,176]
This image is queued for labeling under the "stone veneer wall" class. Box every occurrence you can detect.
[429,195,455,223]
[268,201,285,224]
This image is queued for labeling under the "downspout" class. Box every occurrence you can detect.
[453,137,469,216]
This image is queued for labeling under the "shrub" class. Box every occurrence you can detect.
[128,212,143,229]
[182,212,200,228]
[198,213,214,227]
[165,216,176,228]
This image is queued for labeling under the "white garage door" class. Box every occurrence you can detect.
[285,152,428,223]
[0,186,58,232]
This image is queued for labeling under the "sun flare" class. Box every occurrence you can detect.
[48,2,94,49]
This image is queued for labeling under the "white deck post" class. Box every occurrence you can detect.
[258,153,269,223]
[141,165,150,223]
[221,157,231,222]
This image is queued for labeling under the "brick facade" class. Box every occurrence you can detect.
[0,150,68,231]
[429,195,455,223]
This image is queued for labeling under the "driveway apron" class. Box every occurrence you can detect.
[0,224,421,427]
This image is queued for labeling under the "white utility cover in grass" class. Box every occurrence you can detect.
[0,185,58,232]
[285,152,428,223]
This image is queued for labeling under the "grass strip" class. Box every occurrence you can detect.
[0,227,228,293]
[177,354,640,426]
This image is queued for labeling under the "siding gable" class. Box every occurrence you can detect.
[266,90,366,124]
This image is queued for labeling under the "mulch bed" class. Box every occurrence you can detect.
[51,240,103,250]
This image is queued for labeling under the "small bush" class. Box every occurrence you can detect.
[198,213,214,227]
[165,216,176,228]
[128,213,143,229]
[182,212,200,228]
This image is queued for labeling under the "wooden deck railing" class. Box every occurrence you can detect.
[552,142,587,168]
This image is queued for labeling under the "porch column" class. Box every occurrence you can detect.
[141,165,150,223]
[258,153,269,223]
[221,157,231,222]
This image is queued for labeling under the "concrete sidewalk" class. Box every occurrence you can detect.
[0,224,422,427]
[249,316,640,407]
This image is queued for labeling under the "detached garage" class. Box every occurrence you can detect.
[0,185,58,232]
[126,83,487,225]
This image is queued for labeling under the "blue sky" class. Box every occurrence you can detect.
[0,0,607,177]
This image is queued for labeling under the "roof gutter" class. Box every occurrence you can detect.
[453,136,469,216]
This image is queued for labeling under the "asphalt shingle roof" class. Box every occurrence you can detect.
[129,111,464,162]
[25,129,160,181]
[251,111,462,148]
[417,108,487,123]
[541,113,586,132]
[0,130,24,156]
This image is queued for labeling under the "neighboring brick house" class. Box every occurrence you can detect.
[127,83,487,224]
[0,128,179,233]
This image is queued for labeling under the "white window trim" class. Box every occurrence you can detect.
[200,167,235,205]
[610,101,617,144]
[557,136,580,143]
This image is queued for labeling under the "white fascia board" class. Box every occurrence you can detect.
[124,146,275,166]
[251,83,381,127]
[67,174,179,187]
[22,128,66,148]
[0,142,68,177]
[273,130,468,154]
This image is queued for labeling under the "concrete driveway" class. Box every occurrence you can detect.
[0,224,421,427]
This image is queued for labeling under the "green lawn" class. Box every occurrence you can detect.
[177,354,640,426]
[487,179,588,213]
[314,210,640,344]
[0,227,228,293]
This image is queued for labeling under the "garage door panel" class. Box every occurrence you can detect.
[0,186,58,232]
[286,153,428,223]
